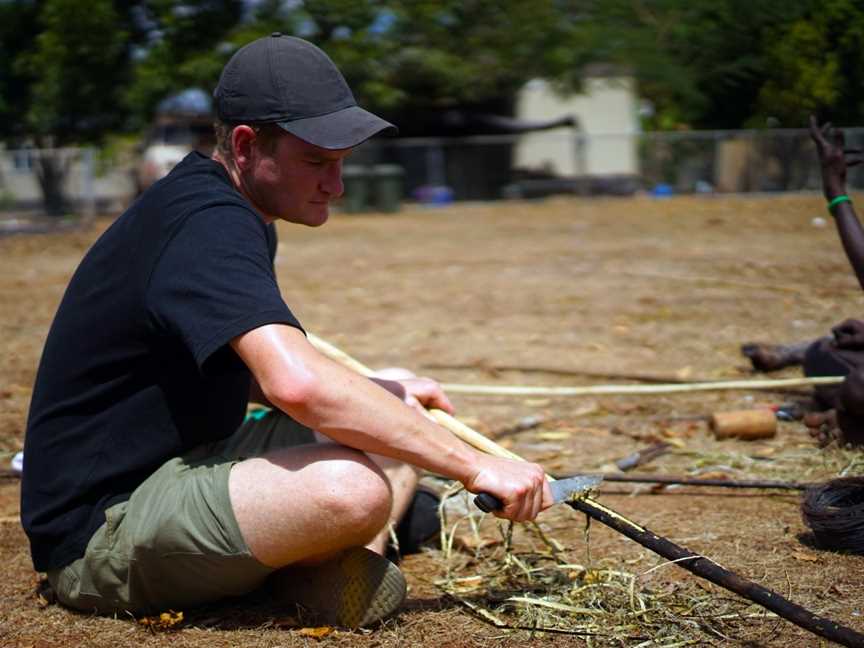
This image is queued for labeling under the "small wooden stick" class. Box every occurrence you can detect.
[490,415,544,439]
[614,442,671,471]
[439,376,844,397]
[575,473,813,491]
[308,333,864,647]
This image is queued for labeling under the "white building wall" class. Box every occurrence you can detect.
[515,76,639,176]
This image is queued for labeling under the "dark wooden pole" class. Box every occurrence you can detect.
[589,473,812,491]
[568,497,864,647]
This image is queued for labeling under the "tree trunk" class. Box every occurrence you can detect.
[33,149,71,217]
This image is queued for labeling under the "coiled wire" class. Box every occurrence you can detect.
[802,476,864,554]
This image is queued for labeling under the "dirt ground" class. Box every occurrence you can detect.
[2,194,864,647]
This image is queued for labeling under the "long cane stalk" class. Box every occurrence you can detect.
[308,333,864,647]
[439,375,843,397]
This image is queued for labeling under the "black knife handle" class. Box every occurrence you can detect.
[474,493,503,512]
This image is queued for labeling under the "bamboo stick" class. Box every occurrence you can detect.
[423,361,701,384]
[439,375,844,397]
[308,332,864,647]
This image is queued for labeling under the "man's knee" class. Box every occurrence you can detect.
[228,444,394,566]
[314,450,393,537]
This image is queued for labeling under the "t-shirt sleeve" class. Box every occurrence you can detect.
[146,206,302,371]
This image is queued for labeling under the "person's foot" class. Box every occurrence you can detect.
[741,343,805,372]
[269,547,407,628]
[804,409,841,447]
[388,486,441,561]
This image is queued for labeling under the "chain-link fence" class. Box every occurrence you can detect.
[353,127,864,204]
[3,128,861,215]
[637,128,864,195]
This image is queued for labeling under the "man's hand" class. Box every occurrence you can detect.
[371,368,455,415]
[463,454,553,522]
[809,115,863,200]
[832,318,864,350]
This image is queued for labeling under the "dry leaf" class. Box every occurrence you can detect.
[448,575,485,592]
[537,431,572,440]
[572,426,609,436]
[750,446,776,458]
[571,402,599,417]
[661,423,699,439]
[791,551,820,563]
[299,626,334,638]
[675,366,693,380]
[138,610,184,631]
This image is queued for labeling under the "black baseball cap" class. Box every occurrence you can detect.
[214,33,396,149]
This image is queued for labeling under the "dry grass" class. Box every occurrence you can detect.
[3,194,864,646]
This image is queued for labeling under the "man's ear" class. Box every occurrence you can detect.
[231,125,258,170]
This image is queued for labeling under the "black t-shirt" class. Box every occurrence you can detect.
[22,152,302,572]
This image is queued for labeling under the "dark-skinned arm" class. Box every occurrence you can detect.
[809,115,864,290]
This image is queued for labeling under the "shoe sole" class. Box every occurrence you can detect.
[270,547,407,628]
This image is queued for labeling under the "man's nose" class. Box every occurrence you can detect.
[322,160,344,198]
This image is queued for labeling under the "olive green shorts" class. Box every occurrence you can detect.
[47,410,315,616]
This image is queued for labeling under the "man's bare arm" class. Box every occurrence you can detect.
[231,323,552,522]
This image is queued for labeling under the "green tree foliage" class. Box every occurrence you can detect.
[0,1,39,141]
[4,0,864,152]
[17,0,130,146]
[12,0,131,214]
[123,0,244,129]
[755,0,864,127]
[578,0,864,130]
[236,0,591,115]
[375,1,589,109]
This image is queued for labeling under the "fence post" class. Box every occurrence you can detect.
[81,147,96,218]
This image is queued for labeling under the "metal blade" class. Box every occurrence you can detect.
[550,475,603,503]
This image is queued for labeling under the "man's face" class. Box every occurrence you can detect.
[245,131,351,227]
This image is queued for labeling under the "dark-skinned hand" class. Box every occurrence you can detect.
[809,114,863,200]
[832,318,864,350]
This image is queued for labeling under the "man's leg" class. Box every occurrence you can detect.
[228,441,393,566]
[228,420,413,627]
[741,340,818,372]
[306,430,420,556]
[47,411,405,626]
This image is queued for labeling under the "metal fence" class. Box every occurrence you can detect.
[2,128,862,215]
[354,127,864,203]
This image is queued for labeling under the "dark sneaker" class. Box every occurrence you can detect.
[269,547,406,628]
[390,487,441,558]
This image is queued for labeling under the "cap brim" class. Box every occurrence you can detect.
[277,105,397,149]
